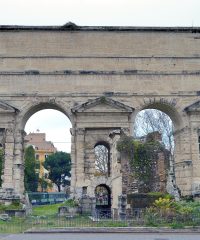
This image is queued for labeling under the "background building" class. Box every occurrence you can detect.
[25,132,57,192]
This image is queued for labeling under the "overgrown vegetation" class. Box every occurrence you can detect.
[61,199,79,208]
[147,192,173,199]
[117,134,168,192]
[0,200,22,213]
[116,135,134,159]
[145,197,200,227]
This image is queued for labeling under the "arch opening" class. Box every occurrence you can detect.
[22,102,73,130]
[133,107,177,194]
[94,141,110,177]
[141,102,182,131]
[134,108,174,155]
[23,107,72,194]
[95,184,111,218]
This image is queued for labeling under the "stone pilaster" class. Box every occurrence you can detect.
[71,128,85,198]
[13,129,25,195]
[174,126,193,196]
[69,128,76,196]
[2,128,15,189]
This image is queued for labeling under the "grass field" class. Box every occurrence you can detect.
[32,203,63,216]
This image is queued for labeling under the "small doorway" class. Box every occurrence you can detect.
[95,184,111,218]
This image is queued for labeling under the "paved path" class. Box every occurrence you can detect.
[0,233,200,240]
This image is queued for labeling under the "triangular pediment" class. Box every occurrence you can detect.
[71,97,134,113]
[0,100,19,113]
[185,101,200,113]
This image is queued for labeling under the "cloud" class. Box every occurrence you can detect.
[25,109,72,152]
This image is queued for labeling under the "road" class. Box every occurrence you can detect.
[0,233,200,240]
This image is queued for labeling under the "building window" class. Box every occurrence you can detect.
[45,154,49,159]
[35,154,39,160]
[94,142,110,177]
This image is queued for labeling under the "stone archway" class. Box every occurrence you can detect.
[2,100,74,196]
[133,100,189,196]
[95,184,111,218]
[0,24,200,202]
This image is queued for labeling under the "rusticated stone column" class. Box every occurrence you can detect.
[13,129,25,195]
[2,128,15,189]
[174,126,193,196]
[71,128,85,198]
[69,128,76,197]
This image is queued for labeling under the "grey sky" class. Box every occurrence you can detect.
[3,0,200,152]
[25,110,72,152]
[0,0,200,27]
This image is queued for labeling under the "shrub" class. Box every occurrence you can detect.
[147,192,173,199]
[62,199,79,208]
[145,198,200,226]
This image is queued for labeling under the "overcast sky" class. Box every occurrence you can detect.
[0,0,200,27]
[25,110,72,153]
[3,0,200,152]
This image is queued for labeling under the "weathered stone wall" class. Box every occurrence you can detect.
[0,25,200,202]
[69,98,132,210]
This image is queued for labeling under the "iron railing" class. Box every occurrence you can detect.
[1,211,200,233]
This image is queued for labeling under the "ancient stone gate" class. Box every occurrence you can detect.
[0,23,200,208]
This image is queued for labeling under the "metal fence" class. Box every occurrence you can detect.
[28,192,68,205]
[1,211,200,233]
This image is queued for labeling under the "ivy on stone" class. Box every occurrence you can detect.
[117,135,165,193]
[116,135,134,159]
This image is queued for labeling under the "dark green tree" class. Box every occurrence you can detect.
[24,145,39,192]
[43,151,71,192]
[39,176,52,192]
[0,148,4,187]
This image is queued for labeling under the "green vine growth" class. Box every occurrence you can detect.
[117,134,167,193]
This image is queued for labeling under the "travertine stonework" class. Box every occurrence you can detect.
[0,24,200,208]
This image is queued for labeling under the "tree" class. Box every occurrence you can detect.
[94,144,109,176]
[38,176,52,192]
[24,145,39,192]
[43,151,71,192]
[134,109,174,156]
